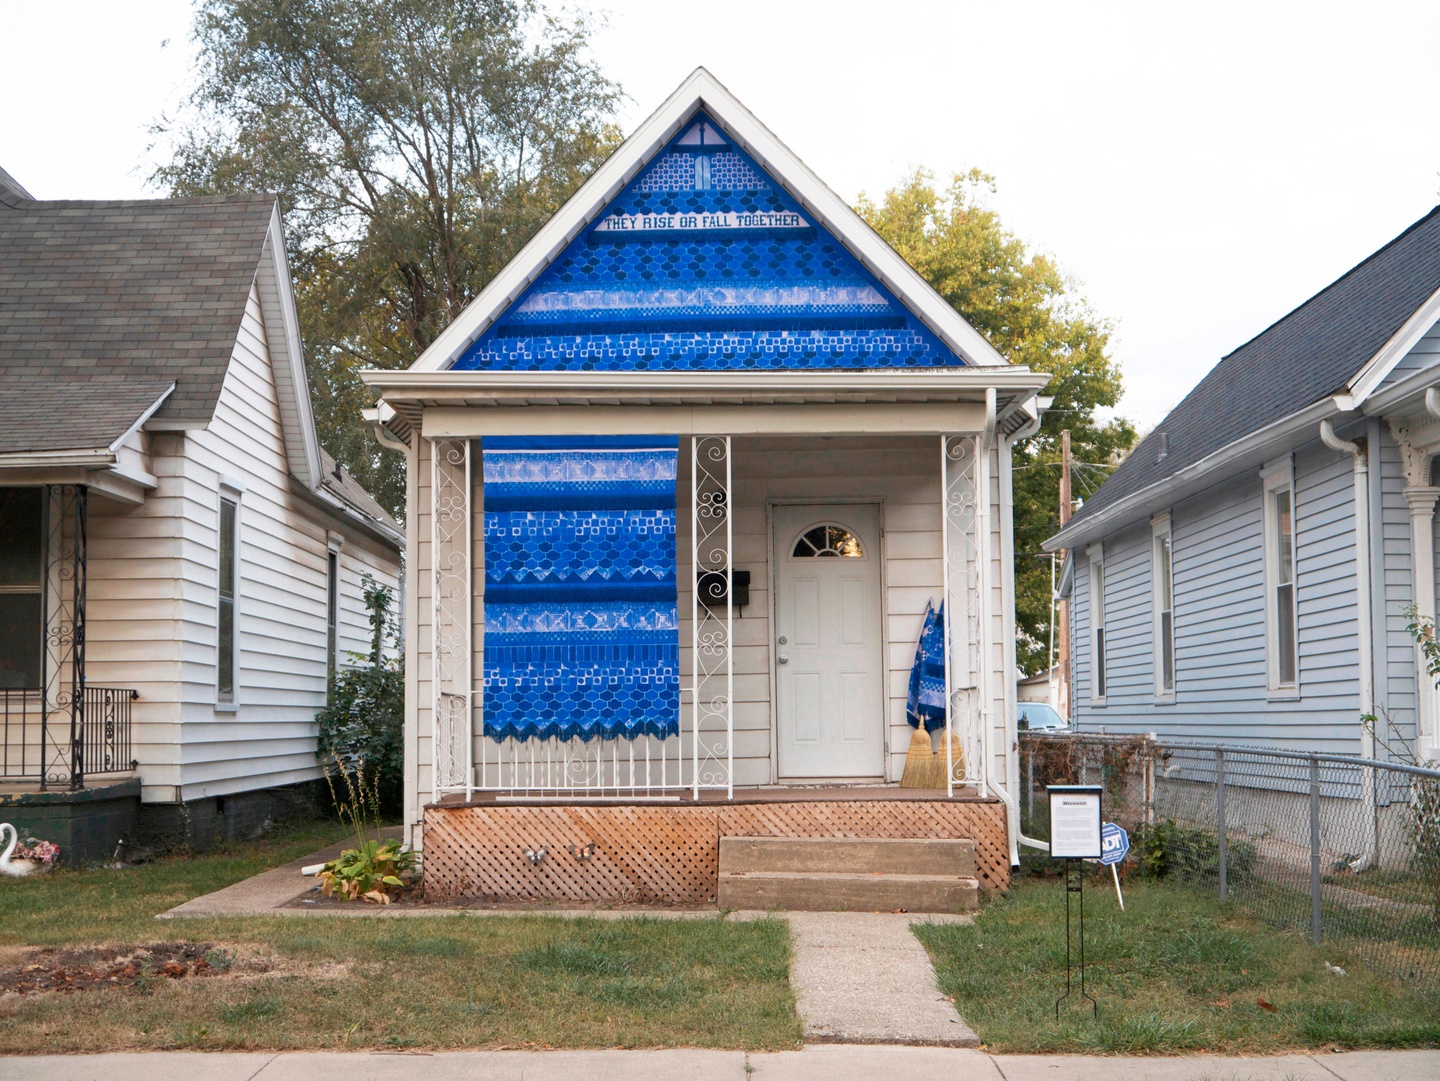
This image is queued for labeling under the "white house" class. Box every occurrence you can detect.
[0,167,403,859]
[366,71,1049,909]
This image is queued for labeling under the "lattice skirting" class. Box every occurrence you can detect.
[421,798,1010,903]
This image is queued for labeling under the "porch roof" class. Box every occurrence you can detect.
[364,368,1049,437]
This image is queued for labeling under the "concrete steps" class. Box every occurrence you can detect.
[717,836,980,913]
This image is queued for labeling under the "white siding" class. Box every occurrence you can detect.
[153,283,399,802]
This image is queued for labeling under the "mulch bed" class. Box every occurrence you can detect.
[0,943,245,994]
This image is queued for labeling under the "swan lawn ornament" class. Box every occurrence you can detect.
[0,823,55,877]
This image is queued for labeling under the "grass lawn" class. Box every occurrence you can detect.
[916,873,1440,1054]
[0,821,800,1053]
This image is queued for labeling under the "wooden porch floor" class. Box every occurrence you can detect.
[433,784,989,809]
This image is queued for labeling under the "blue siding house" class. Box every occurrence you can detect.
[1047,208,1440,765]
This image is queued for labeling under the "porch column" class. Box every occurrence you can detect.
[41,484,86,791]
[1405,485,1440,756]
[690,435,734,798]
[429,437,474,798]
[940,434,984,797]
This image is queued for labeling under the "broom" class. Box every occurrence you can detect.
[901,724,946,789]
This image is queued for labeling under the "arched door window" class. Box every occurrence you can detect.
[791,523,865,558]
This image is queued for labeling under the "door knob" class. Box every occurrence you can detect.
[777,655,789,664]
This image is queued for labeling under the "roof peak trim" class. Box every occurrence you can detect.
[403,67,1008,374]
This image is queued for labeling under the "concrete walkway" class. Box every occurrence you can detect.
[786,912,977,1046]
[157,828,403,919]
[5,1047,1440,1081]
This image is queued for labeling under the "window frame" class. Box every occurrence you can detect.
[1261,456,1300,699]
[1088,543,1107,705]
[1152,512,1175,701]
[326,534,344,700]
[0,486,46,691]
[215,483,243,710]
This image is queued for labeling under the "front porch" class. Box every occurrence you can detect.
[0,484,137,792]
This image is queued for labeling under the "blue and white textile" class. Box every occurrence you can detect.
[482,436,679,742]
[905,600,947,733]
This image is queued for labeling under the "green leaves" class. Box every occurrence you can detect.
[151,0,622,520]
[859,169,1137,674]
[319,838,417,902]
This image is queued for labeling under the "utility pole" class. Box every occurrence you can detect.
[1057,430,1072,718]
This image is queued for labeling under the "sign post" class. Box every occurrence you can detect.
[1100,822,1131,910]
[1048,784,1102,1019]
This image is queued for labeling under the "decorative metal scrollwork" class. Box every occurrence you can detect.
[430,439,473,796]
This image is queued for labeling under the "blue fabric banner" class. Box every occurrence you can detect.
[482,436,680,742]
[905,600,947,733]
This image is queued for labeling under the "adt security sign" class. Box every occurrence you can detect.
[1100,823,1130,910]
[1100,823,1130,866]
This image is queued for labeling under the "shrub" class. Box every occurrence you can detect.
[316,575,403,814]
[1133,820,1256,886]
[318,838,416,903]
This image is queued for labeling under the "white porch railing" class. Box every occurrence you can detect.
[433,435,735,800]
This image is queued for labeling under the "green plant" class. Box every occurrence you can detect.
[316,576,403,813]
[317,837,416,903]
[1133,820,1256,885]
[1361,686,1440,930]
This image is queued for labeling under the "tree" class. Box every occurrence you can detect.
[858,169,1136,677]
[151,0,622,518]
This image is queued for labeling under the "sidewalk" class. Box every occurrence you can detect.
[5,1046,1439,1081]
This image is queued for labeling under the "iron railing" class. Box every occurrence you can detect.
[1020,732,1440,994]
[0,685,137,788]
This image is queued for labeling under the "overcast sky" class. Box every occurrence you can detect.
[4,1,1438,429]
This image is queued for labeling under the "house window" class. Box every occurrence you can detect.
[0,488,44,690]
[326,547,340,697]
[217,494,239,703]
[792,525,864,558]
[1153,514,1175,697]
[1262,459,1298,693]
[1089,545,1106,702]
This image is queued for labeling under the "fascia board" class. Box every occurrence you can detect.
[1043,396,1348,553]
[404,67,1009,374]
[108,383,175,453]
[363,368,1048,398]
[1359,356,1440,416]
[1348,282,1440,406]
[257,204,324,490]
[0,449,116,468]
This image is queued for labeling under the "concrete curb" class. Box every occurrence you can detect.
[5,1047,1440,1081]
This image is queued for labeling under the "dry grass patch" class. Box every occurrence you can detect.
[0,823,799,1052]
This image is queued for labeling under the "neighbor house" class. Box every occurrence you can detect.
[1046,207,1440,765]
[366,70,1049,910]
[0,166,403,859]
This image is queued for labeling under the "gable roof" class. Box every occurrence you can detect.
[1051,205,1440,545]
[0,189,277,428]
[452,109,970,374]
[406,67,1010,374]
[317,447,400,534]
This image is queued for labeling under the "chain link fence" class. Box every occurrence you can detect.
[1019,732,1440,994]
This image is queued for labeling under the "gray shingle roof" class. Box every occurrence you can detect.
[0,374,174,455]
[319,447,401,533]
[1068,205,1440,529]
[0,188,276,447]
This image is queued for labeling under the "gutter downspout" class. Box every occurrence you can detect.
[982,387,1031,864]
[372,418,412,454]
[1320,418,1377,864]
[1000,404,1052,856]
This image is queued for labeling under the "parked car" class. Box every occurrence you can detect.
[1017,702,1070,733]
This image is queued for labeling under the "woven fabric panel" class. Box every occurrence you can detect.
[482,436,679,742]
[451,110,964,373]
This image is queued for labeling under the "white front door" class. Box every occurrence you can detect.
[773,504,885,779]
